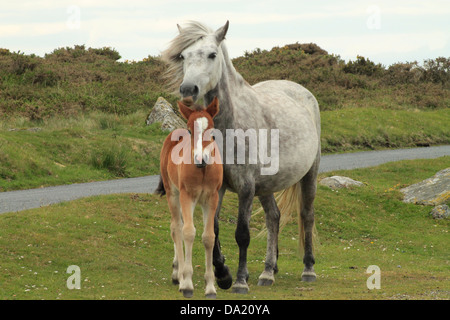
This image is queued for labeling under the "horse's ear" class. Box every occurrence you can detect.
[214,20,229,44]
[177,24,183,34]
[206,97,219,119]
[177,101,194,120]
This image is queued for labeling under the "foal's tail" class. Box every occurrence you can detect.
[154,175,166,197]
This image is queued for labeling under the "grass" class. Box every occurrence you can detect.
[0,157,448,300]
[0,112,167,191]
[321,107,450,152]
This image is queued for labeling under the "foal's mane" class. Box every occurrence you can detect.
[161,21,214,92]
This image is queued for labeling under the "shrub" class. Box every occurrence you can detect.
[422,57,450,85]
[385,62,423,85]
[10,53,39,75]
[0,48,11,56]
[23,66,61,87]
[89,47,121,61]
[343,55,384,77]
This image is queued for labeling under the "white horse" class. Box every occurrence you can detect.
[162,21,321,294]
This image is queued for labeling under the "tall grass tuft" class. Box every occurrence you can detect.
[91,144,129,177]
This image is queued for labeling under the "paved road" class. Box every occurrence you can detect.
[0,145,449,214]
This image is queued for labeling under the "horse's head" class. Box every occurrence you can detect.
[164,21,229,102]
[177,96,219,168]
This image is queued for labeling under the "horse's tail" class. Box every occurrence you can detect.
[253,182,317,253]
[154,175,166,197]
[277,183,305,254]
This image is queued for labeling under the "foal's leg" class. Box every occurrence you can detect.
[257,194,280,286]
[300,157,320,282]
[179,190,196,297]
[232,182,255,294]
[201,192,219,299]
[212,185,233,289]
[168,193,183,285]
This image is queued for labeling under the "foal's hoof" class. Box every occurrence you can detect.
[216,266,233,290]
[257,278,274,286]
[301,271,317,282]
[205,293,217,299]
[182,289,194,298]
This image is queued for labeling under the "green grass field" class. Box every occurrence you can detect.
[1,157,448,300]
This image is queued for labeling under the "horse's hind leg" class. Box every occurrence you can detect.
[257,194,280,286]
[213,185,233,290]
[300,156,320,282]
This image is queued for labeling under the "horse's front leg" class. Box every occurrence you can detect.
[179,190,196,298]
[232,182,255,294]
[257,194,280,286]
[212,184,233,290]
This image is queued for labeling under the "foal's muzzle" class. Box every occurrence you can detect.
[195,159,207,168]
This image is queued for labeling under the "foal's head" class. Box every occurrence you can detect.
[177,97,219,168]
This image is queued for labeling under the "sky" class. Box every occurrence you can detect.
[1,0,449,66]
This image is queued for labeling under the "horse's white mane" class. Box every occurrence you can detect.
[162,21,214,91]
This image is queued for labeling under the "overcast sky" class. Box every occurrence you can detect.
[1,0,449,66]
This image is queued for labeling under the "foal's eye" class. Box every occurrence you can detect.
[208,52,217,60]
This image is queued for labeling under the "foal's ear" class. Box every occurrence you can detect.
[206,97,220,119]
[214,20,229,44]
[177,100,194,120]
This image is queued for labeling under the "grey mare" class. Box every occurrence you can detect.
[162,21,321,294]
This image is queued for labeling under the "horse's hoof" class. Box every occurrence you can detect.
[257,278,274,286]
[301,271,317,282]
[231,282,249,294]
[182,289,194,298]
[205,293,217,299]
[216,266,233,290]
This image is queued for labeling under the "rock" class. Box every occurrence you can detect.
[319,176,364,189]
[430,204,449,219]
[146,97,186,132]
[400,168,450,206]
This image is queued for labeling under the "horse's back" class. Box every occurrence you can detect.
[252,80,320,136]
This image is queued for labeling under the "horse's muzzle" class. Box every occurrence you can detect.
[180,82,199,101]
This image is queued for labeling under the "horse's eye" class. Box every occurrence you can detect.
[208,52,217,60]
[179,54,184,60]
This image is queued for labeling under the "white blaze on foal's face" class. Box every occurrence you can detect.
[194,117,208,164]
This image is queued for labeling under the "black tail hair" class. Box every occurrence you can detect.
[154,175,166,197]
